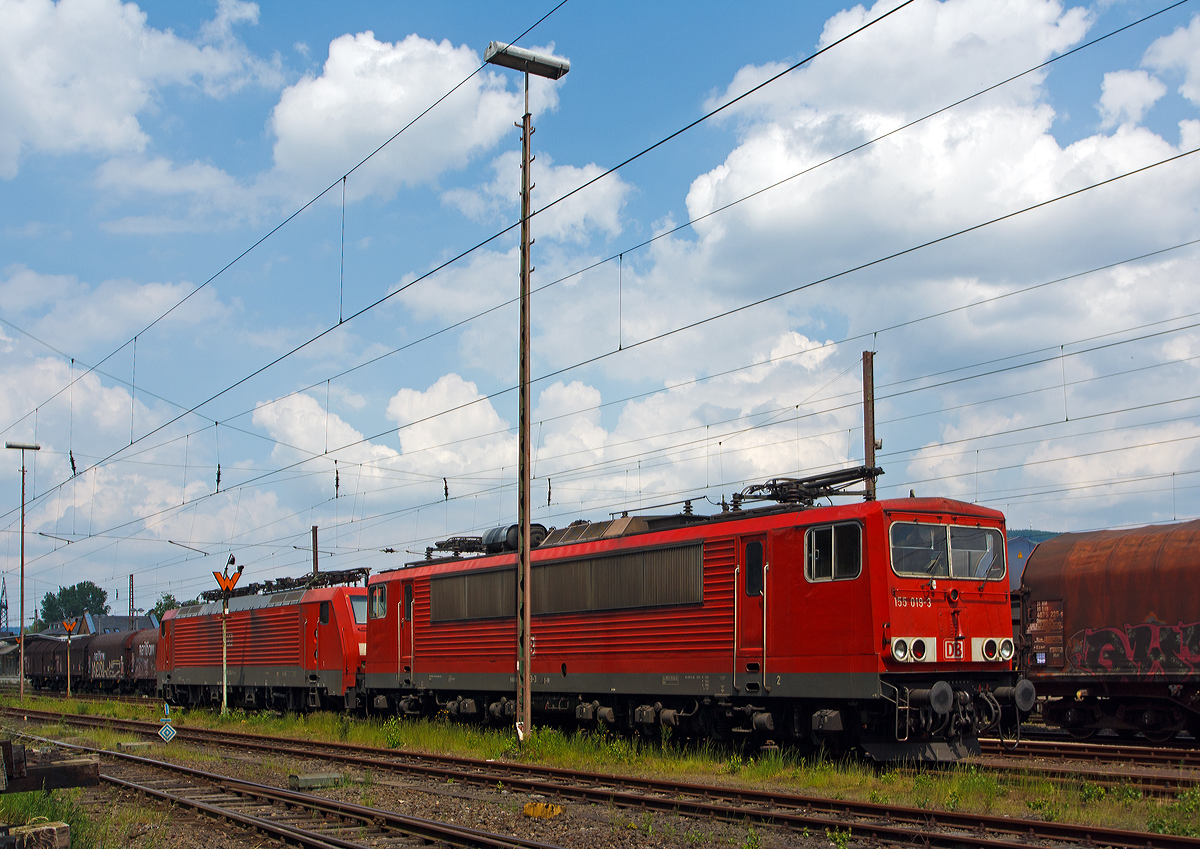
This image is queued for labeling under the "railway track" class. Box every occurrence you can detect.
[0,685,152,705]
[981,736,1200,769]
[41,734,568,849]
[9,705,1196,795]
[8,708,1200,849]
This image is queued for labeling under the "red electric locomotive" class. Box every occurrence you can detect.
[364,469,1034,761]
[159,570,368,711]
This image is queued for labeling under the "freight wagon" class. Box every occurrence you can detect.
[26,633,91,691]
[1020,519,1200,741]
[85,629,159,695]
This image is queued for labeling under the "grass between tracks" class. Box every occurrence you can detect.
[4,693,1199,843]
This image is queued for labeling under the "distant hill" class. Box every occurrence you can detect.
[1006,529,1060,543]
[1006,530,1060,589]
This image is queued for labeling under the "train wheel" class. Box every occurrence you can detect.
[1141,728,1177,743]
[1066,728,1096,740]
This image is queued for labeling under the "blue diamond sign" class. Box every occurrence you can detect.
[158,723,176,743]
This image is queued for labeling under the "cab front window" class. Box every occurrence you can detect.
[890,522,1005,580]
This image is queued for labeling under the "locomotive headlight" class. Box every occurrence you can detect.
[983,639,998,661]
[999,638,1015,660]
[892,639,909,661]
[912,638,927,661]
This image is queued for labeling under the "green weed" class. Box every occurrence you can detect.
[825,826,851,849]
[1116,783,1142,805]
[742,824,761,849]
[1026,797,1061,822]
[0,789,99,849]
[1148,788,1200,837]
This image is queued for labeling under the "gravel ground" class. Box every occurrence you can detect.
[31,724,828,849]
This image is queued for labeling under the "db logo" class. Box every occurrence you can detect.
[943,640,964,660]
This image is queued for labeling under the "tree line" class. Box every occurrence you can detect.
[31,582,196,632]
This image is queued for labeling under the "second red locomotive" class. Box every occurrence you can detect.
[158,571,368,711]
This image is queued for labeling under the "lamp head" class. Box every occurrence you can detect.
[484,42,569,80]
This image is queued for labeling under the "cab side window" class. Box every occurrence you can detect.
[319,601,330,624]
[368,585,387,620]
[805,523,862,581]
[744,541,764,596]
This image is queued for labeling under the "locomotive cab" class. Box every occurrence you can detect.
[863,500,1034,759]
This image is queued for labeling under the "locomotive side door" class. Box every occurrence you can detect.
[398,581,414,685]
[737,536,768,694]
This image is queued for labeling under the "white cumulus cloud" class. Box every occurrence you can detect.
[269,33,565,201]
[1143,13,1200,106]
[1098,70,1166,127]
[0,0,281,179]
[385,374,515,475]
[443,150,630,243]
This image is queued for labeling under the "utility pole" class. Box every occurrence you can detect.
[312,525,319,576]
[863,351,877,501]
[6,442,40,703]
[128,574,134,631]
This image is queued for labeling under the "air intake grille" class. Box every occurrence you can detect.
[430,543,702,622]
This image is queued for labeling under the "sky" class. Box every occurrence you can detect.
[2,0,1200,622]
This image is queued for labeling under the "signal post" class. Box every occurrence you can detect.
[212,555,242,715]
[62,618,77,698]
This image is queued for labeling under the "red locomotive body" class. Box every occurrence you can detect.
[365,473,1032,760]
[159,585,367,711]
[1020,520,1200,741]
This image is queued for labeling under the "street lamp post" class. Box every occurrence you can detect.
[6,442,40,704]
[482,41,569,743]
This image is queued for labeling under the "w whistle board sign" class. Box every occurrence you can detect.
[213,571,241,594]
